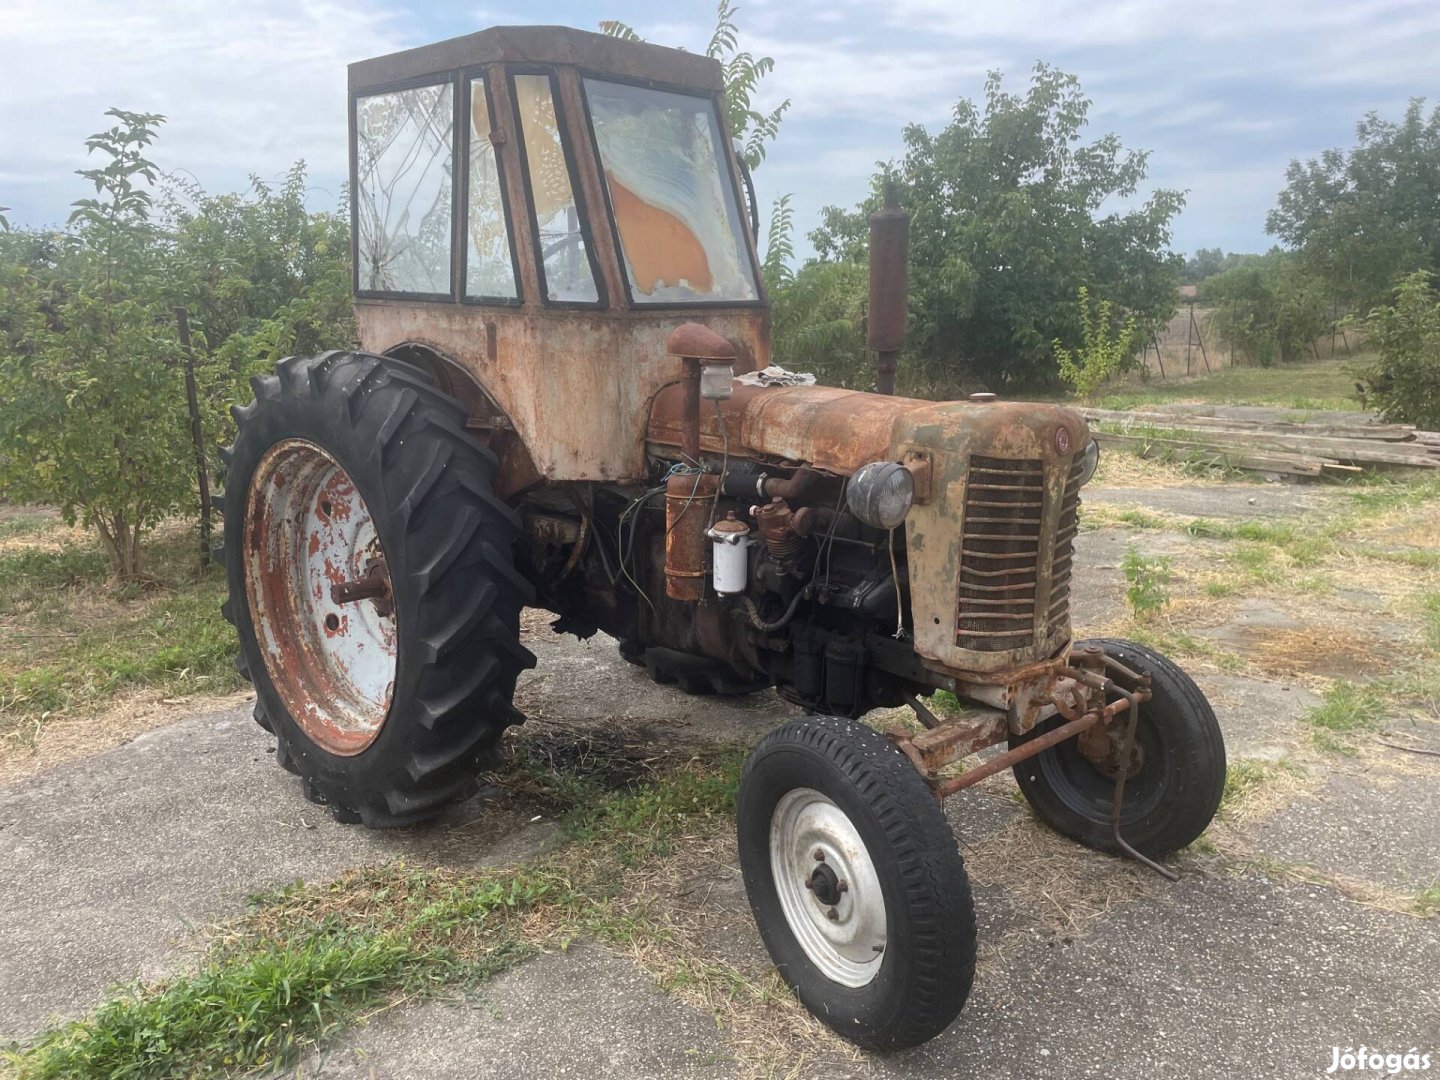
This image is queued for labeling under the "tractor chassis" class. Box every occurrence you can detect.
[885,643,1177,880]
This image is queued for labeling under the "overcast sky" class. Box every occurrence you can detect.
[3,0,1437,261]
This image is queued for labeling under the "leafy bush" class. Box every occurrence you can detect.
[0,110,191,579]
[1122,547,1172,620]
[1355,270,1440,429]
[1053,287,1137,398]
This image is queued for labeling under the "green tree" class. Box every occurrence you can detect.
[161,164,354,444]
[771,260,870,387]
[1201,252,1328,366]
[0,110,191,578]
[600,0,789,171]
[1355,270,1440,428]
[1183,248,1259,284]
[809,65,1184,391]
[1267,99,1440,314]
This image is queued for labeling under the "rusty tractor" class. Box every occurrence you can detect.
[221,25,1226,1050]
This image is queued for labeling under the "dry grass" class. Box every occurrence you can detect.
[519,607,554,642]
[963,814,1162,941]
[1211,845,1437,918]
[1089,448,1222,490]
[0,686,253,784]
[1241,626,1390,681]
[1216,758,1310,824]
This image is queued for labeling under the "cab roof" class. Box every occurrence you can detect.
[348,25,725,94]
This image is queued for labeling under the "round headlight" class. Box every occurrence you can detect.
[846,461,914,530]
[1076,435,1100,488]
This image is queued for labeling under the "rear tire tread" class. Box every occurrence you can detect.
[223,352,535,829]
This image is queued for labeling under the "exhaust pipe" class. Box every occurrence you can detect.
[867,181,909,395]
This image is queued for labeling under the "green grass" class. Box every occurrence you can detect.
[0,526,240,736]
[11,933,431,1079]
[6,751,744,1079]
[0,512,64,540]
[1301,681,1387,754]
[1415,880,1440,918]
[1116,622,1245,673]
[0,544,111,620]
[1342,473,1440,514]
[1421,593,1440,651]
[1219,758,1304,815]
[1112,507,1171,530]
[1092,356,1363,413]
[1348,545,1440,569]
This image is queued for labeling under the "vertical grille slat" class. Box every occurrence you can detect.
[1046,456,1086,644]
[956,452,1083,653]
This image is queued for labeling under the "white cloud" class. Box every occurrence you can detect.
[0,0,413,223]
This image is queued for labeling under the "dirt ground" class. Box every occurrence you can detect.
[2,458,1437,1078]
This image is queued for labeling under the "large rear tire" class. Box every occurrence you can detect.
[222,352,535,827]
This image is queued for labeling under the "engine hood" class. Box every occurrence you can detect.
[645,382,1088,474]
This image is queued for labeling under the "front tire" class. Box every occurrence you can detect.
[737,717,976,1051]
[1012,638,1225,858]
[222,352,536,827]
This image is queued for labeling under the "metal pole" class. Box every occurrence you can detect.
[1192,302,1211,373]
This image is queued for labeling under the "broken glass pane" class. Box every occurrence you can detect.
[514,74,598,304]
[584,79,757,304]
[355,82,454,294]
[466,80,518,300]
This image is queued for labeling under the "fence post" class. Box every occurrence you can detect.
[175,308,212,575]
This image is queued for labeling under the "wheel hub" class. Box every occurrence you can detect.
[243,439,397,756]
[806,860,846,907]
[770,788,887,988]
[1077,722,1146,781]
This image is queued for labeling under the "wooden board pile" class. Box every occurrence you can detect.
[1078,405,1440,478]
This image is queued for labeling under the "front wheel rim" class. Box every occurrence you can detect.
[770,788,888,987]
[243,439,397,755]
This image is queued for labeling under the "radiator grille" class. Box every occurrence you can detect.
[955,455,1045,652]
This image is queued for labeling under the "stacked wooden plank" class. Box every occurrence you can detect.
[1077,405,1440,478]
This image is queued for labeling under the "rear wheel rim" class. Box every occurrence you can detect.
[243,439,396,755]
[770,787,887,987]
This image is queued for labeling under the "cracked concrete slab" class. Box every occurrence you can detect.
[4,556,1437,1076]
[1194,672,1321,759]
[0,630,797,1041]
[1235,766,1440,890]
[876,871,1440,1080]
[0,706,508,1037]
[293,945,735,1080]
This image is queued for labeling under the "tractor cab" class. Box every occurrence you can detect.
[347,27,770,488]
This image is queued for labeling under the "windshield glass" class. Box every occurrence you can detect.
[583,79,758,305]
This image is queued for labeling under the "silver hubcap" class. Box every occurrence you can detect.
[770,788,888,987]
[243,439,397,755]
